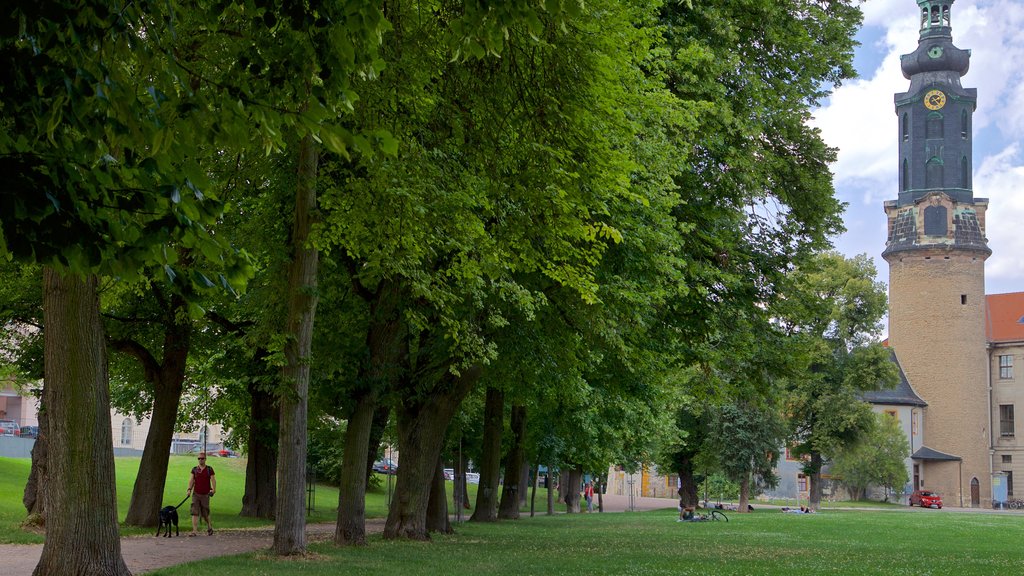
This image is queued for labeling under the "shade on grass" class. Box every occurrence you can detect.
[149,508,1024,576]
[0,456,395,543]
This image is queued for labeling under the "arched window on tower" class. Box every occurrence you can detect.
[902,158,909,191]
[961,156,969,188]
[942,4,951,27]
[121,418,134,446]
[924,205,948,236]
[961,109,969,139]
[931,5,940,26]
[927,112,943,139]
[926,158,944,188]
[902,113,909,141]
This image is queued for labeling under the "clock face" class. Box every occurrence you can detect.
[924,90,946,110]
[928,46,943,59]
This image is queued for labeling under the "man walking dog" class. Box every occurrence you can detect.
[186,452,216,536]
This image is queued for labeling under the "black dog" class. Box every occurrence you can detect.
[156,496,190,537]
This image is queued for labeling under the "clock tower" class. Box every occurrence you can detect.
[883,0,992,507]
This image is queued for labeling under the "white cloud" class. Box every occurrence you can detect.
[976,144,1024,292]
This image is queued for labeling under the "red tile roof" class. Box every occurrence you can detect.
[987,292,1024,343]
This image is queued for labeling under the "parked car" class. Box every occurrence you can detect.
[0,420,20,436]
[19,425,39,438]
[465,472,480,484]
[443,468,454,480]
[373,459,398,475]
[215,448,238,458]
[909,490,943,508]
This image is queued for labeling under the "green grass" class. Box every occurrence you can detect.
[149,508,1024,576]
[0,456,395,544]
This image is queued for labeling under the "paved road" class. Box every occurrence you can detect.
[0,495,678,575]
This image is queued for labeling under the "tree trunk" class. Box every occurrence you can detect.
[519,459,530,507]
[564,467,583,513]
[274,133,320,556]
[383,366,481,540]
[454,451,470,513]
[123,300,190,527]
[426,451,452,534]
[337,279,405,545]
[241,382,278,518]
[808,451,824,511]
[737,471,751,513]
[596,472,606,513]
[335,391,377,546]
[677,457,700,509]
[34,268,130,576]
[471,387,503,522]
[23,400,48,521]
[497,404,526,520]
[364,405,391,483]
[530,465,538,517]
[546,468,554,515]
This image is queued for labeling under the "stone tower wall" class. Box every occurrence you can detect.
[887,249,991,506]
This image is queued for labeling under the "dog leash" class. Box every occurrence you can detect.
[173,495,190,510]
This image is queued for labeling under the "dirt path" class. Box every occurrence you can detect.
[0,495,677,575]
[1,520,382,576]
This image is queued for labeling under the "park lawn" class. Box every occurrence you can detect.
[0,456,395,544]
[149,507,1024,576]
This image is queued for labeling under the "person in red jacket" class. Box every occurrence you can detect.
[186,452,217,536]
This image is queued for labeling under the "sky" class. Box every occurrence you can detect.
[812,0,1024,298]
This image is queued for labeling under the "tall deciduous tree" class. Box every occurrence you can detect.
[831,412,910,501]
[3,3,248,572]
[781,253,899,510]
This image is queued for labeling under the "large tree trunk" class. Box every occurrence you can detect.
[34,269,130,576]
[497,404,526,520]
[596,472,606,513]
[335,391,377,546]
[470,387,503,522]
[337,279,405,545]
[519,459,530,507]
[737,471,751,513]
[241,382,278,518]
[122,297,191,527]
[563,467,582,513]
[808,452,824,511]
[23,401,48,520]
[426,451,452,534]
[383,366,481,540]
[274,134,320,556]
[677,457,700,509]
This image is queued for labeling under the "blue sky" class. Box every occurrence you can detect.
[812,0,1024,298]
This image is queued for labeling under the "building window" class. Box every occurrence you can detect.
[1000,355,1013,379]
[884,410,898,420]
[1002,455,1012,464]
[902,113,909,141]
[797,474,808,492]
[923,205,947,236]
[1008,471,1015,498]
[1000,405,1015,437]
[120,418,134,446]
[961,109,969,139]
[902,158,909,190]
[961,156,969,188]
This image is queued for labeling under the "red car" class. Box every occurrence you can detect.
[909,490,943,509]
